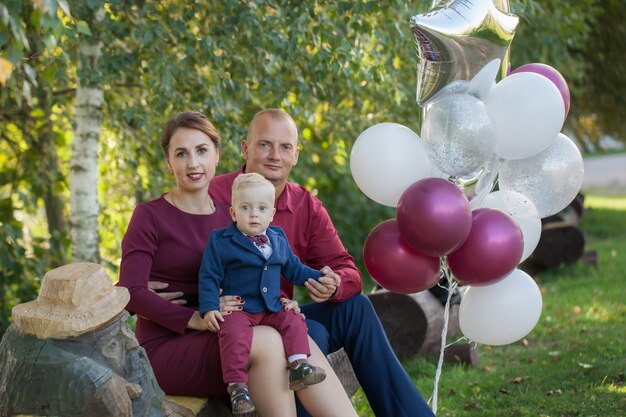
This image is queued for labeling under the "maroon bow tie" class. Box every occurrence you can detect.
[247,234,269,247]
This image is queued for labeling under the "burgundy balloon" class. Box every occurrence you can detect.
[448,208,524,286]
[397,178,472,257]
[511,63,570,117]
[363,219,441,294]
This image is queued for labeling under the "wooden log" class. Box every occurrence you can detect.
[327,348,360,398]
[520,193,587,273]
[442,342,480,367]
[368,289,461,359]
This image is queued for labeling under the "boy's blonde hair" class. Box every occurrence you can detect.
[231,173,276,203]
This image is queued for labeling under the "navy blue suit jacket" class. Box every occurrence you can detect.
[198,223,323,315]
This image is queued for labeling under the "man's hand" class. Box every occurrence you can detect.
[148,281,186,305]
[305,266,341,303]
[203,310,224,332]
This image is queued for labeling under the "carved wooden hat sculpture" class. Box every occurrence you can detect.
[12,262,130,339]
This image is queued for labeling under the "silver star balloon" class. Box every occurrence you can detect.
[410,0,519,105]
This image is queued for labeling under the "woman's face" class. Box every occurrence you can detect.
[166,127,219,193]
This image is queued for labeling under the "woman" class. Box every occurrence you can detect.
[118,111,356,416]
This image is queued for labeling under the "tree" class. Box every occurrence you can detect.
[69,3,105,263]
[0,0,73,332]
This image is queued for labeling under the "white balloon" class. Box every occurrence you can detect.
[421,93,496,177]
[479,190,541,262]
[468,58,500,100]
[459,269,542,346]
[499,133,584,218]
[487,72,565,160]
[350,123,432,207]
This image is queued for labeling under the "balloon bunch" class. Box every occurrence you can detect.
[350,0,584,348]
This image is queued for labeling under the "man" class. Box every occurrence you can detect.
[210,109,434,417]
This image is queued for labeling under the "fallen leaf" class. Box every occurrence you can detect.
[571,305,581,314]
[521,338,529,347]
[511,376,527,384]
[447,388,456,395]
[578,362,593,369]
[463,402,477,410]
[499,388,510,394]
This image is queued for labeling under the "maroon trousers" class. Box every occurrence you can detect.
[219,309,310,383]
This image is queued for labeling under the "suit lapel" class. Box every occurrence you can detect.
[226,222,266,259]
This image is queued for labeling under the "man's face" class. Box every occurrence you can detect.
[242,114,299,188]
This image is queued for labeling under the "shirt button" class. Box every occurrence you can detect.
[264,266,268,271]
[262,287,268,293]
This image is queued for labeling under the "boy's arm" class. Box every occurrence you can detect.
[198,234,225,316]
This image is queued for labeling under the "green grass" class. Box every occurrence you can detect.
[352,194,626,416]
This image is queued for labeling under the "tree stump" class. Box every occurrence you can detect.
[520,193,589,274]
[367,289,461,359]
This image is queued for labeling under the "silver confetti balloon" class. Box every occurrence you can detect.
[499,133,584,218]
[421,93,496,177]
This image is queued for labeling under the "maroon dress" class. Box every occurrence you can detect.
[118,195,232,400]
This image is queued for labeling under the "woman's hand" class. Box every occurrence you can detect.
[219,294,244,315]
[186,311,208,331]
[280,297,305,319]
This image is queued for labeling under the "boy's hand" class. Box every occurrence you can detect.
[204,310,224,332]
[280,297,305,319]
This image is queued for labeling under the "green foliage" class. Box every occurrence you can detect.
[1,0,624,334]
[577,0,626,142]
[351,195,626,416]
[1,0,74,334]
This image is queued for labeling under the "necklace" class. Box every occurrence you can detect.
[170,189,215,214]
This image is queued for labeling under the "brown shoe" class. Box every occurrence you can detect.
[227,383,255,415]
[289,359,327,390]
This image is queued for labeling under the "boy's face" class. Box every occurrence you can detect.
[230,185,276,236]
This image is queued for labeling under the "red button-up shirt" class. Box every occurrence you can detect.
[210,167,362,302]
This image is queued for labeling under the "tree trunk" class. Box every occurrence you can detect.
[39,100,69,267]
[70,41,103,263]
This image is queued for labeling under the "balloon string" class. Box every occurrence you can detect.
[445,335,468,349]
[430,261,458,415]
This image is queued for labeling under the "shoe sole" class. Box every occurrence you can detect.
[232,409,256,416]
[232,410,256,417]
[290,370,327,390]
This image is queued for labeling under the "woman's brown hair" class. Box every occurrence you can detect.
[160,111,221,155]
